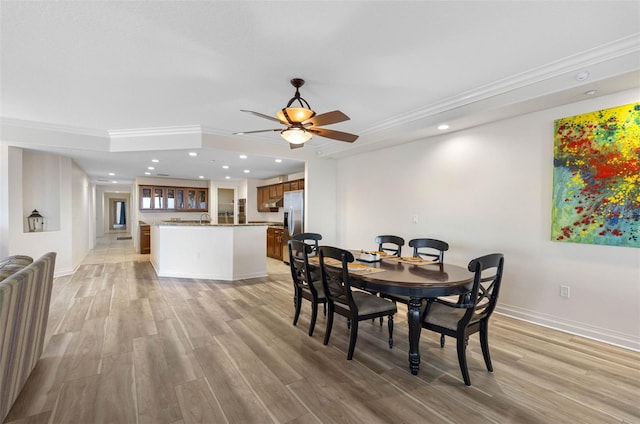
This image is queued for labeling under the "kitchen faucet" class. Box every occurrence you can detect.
[199,212,211,224]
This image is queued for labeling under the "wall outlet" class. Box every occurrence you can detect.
[559,285,570,298]
[412,215,419,224]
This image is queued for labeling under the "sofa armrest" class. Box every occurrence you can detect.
[0,255,33,282]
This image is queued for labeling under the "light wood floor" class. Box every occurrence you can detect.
[5,234,640,424]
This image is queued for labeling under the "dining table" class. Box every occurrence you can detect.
[312,251,474,375]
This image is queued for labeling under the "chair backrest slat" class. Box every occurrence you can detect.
[288,239,317,296]
[318,246,356,310]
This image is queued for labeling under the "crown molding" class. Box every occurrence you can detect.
[3,34,638,144]
[0,117,108,138]
[108,125,203,138]
[363,34,640,135]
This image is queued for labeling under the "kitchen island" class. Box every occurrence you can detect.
[150,223,269,281]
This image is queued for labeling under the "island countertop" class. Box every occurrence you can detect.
[150,224,267,281]
[157,222,272,227]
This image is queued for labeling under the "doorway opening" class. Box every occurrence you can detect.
[217,188,235,224]
[112,199,127,230]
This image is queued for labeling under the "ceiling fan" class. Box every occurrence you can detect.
[234,78,359,149]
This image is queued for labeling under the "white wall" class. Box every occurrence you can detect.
[334,89,640,350]
[71,161,93,267]
[305,158,337,245]
[22,150,61,232]
[1,147,92,276]
[0,143,11,257]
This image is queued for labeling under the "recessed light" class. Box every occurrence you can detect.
[152,159,159,163]
[108,172,115,176]
[584,89,597,96]
[147,166,155,170]
[575,71,590,82]
[275,159,282,163]
[239,154,247,159]
[144,172,151,175]
[243,170,250,173]
[222,165,229,169]
[189,152,198,157]
[225,176,230,179]
[198,175,204,179]
[112,181,117,184]
[437,124,449,130]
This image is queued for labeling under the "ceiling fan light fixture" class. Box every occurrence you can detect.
[277,107,315,124]
[281,128,312,144]
[237,78,358,146]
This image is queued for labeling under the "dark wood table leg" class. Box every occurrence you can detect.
[407,297,422,375]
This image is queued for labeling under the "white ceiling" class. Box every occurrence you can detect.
[1,1,639,185]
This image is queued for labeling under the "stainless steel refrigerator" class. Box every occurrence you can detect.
[282,189,304,263]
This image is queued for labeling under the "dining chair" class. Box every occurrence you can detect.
[292,232,323,282]
[318,246,397,360]
[421,253,504,386]
[292,232,322,255]
[288,240,327,337]
[375,235,405,257]
[408,238,449,262]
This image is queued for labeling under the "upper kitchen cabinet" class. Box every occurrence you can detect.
[139,185,208,211]
[140,187,153,209]
[257,186,275,212]
[289,179,304,191]
[256,179,304,212]
[269,184,283,199]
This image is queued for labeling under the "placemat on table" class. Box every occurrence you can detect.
[347,263,386,275]
[308,257,385,274]
[385,256,440,266]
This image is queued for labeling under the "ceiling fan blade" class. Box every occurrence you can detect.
[308,128,358,143]
[289,143,304,150]
[240,110,286,124]
[233,129,280,135]
[303,110,350,127]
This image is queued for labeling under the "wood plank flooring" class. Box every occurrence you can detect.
[4,234,639,423]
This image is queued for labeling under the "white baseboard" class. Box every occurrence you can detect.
[53,266,76,278]
[496,304,640,352]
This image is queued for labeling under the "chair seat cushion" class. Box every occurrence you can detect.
[423,302,482,330]
[301,280,325,300]
[352,291,396,316]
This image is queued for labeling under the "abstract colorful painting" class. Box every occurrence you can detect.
[552,102,640,247]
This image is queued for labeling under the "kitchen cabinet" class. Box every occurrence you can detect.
[266,227,283,260]
[140,185,164,211]
[139,185,208,211]
[140,187,153,209]
[257,179,304,212]
[289,179,304,191]
[268,184,283,198]
[140,223,151,254]
[257,186,273,212]
[153,187,165,209]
